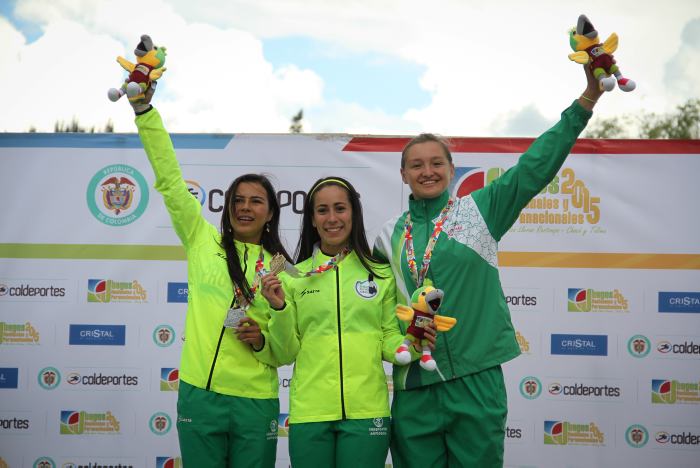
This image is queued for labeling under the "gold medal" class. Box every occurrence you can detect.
[269,253,287,275]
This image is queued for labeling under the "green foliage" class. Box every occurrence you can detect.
[52,118,115,133]
[289,109,303,134]
[584,98,700,139]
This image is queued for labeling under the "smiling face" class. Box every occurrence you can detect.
[229,181,273,244]
[401,141,455,200]
[311,185,353,255]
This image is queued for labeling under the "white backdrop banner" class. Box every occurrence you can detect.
[1,133,699,468]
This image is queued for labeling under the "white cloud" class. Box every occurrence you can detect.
[2,0,699,135]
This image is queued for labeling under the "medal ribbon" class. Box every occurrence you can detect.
[234,249,265,309]
[304,246,351,277]
[404,199,454,287]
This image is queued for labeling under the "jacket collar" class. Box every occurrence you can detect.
[408,190,450,222]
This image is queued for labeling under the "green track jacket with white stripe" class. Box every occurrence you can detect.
[374,101,592,390]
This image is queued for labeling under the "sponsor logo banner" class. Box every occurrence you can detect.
[625,424,649,448]
[60,410,121,435]
[658,292,700,313]
[545,377,623,401]
[0,413,31,433]
[37,367,61,390]
[0,279,69,302]
[0,321,40,344]
[568,288,629,313]
[87,279,147,303]
[551,334,608,356]
[652,379,700,404]
[0,368,19,389]
[160,368,179,391]
[167,282,188,303]
[69,325,126,346]
[653,427,700,447]
[153,325,176,347]
[544,420,605,446]
[64,368,142,390]
[156,457,183,468]
[86,164,149,226]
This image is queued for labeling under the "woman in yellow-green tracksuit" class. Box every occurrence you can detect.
[132,90,292,467]
[261,177,420,468]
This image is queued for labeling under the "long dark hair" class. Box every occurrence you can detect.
[220,174,292,301]
[295,176,386,277]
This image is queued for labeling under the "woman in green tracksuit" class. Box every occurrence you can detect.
[373,66,604,467]
[261,176,424,467]
[130,90,292,467]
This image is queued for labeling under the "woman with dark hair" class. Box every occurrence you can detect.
[261,176,429,468]
[128,88,292,468]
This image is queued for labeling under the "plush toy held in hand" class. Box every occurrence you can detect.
[568,14,635,92]
[395,286,457,371]
[108,34,167,102]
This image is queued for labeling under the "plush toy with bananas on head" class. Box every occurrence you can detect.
[568,14,635,92]
[395,286,457,371]
[108,34,167,102]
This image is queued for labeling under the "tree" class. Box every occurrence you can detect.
[584,98,700,139]
[289,109,303,134]
[52,118,114,133]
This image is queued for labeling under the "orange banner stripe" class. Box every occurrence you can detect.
[498,252,700,270]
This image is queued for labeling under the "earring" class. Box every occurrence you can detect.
[265,223,270,233]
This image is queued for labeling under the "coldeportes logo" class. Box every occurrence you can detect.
[625,424,649,448]
[655,430,700,446]
[185,180,207,206]
[65,371,139,388]
[0,282,66,299]
[153,325,176,347]
[86,164,149,226]
[38,367,61,390]
[156,457,183,468]
[0,321,40,344]
[88,279,147,303]
[546,380,621,399]
[652,379,700,404]
[628,335,651,358]
[544,420,605,446]
[519,376,542,399]
[33,458,55,468]
[160,368,179,391]
[567,288,629,313]
[59,410,120,435]
[656,339,700,356]
[278,413,290,437]
[150,412,172,435]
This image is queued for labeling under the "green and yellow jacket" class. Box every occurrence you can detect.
[137,107,280,399]
[268,249,406,423]
[374,101,592,391]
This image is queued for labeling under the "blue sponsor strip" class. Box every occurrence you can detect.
[167,282,188,303]
[69,324,126,346]
[551,334,608,356]
[0,368,19,389]
[658,292,700,313]
[0,133,233,149]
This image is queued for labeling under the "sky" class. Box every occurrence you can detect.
[0,0,698,136]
